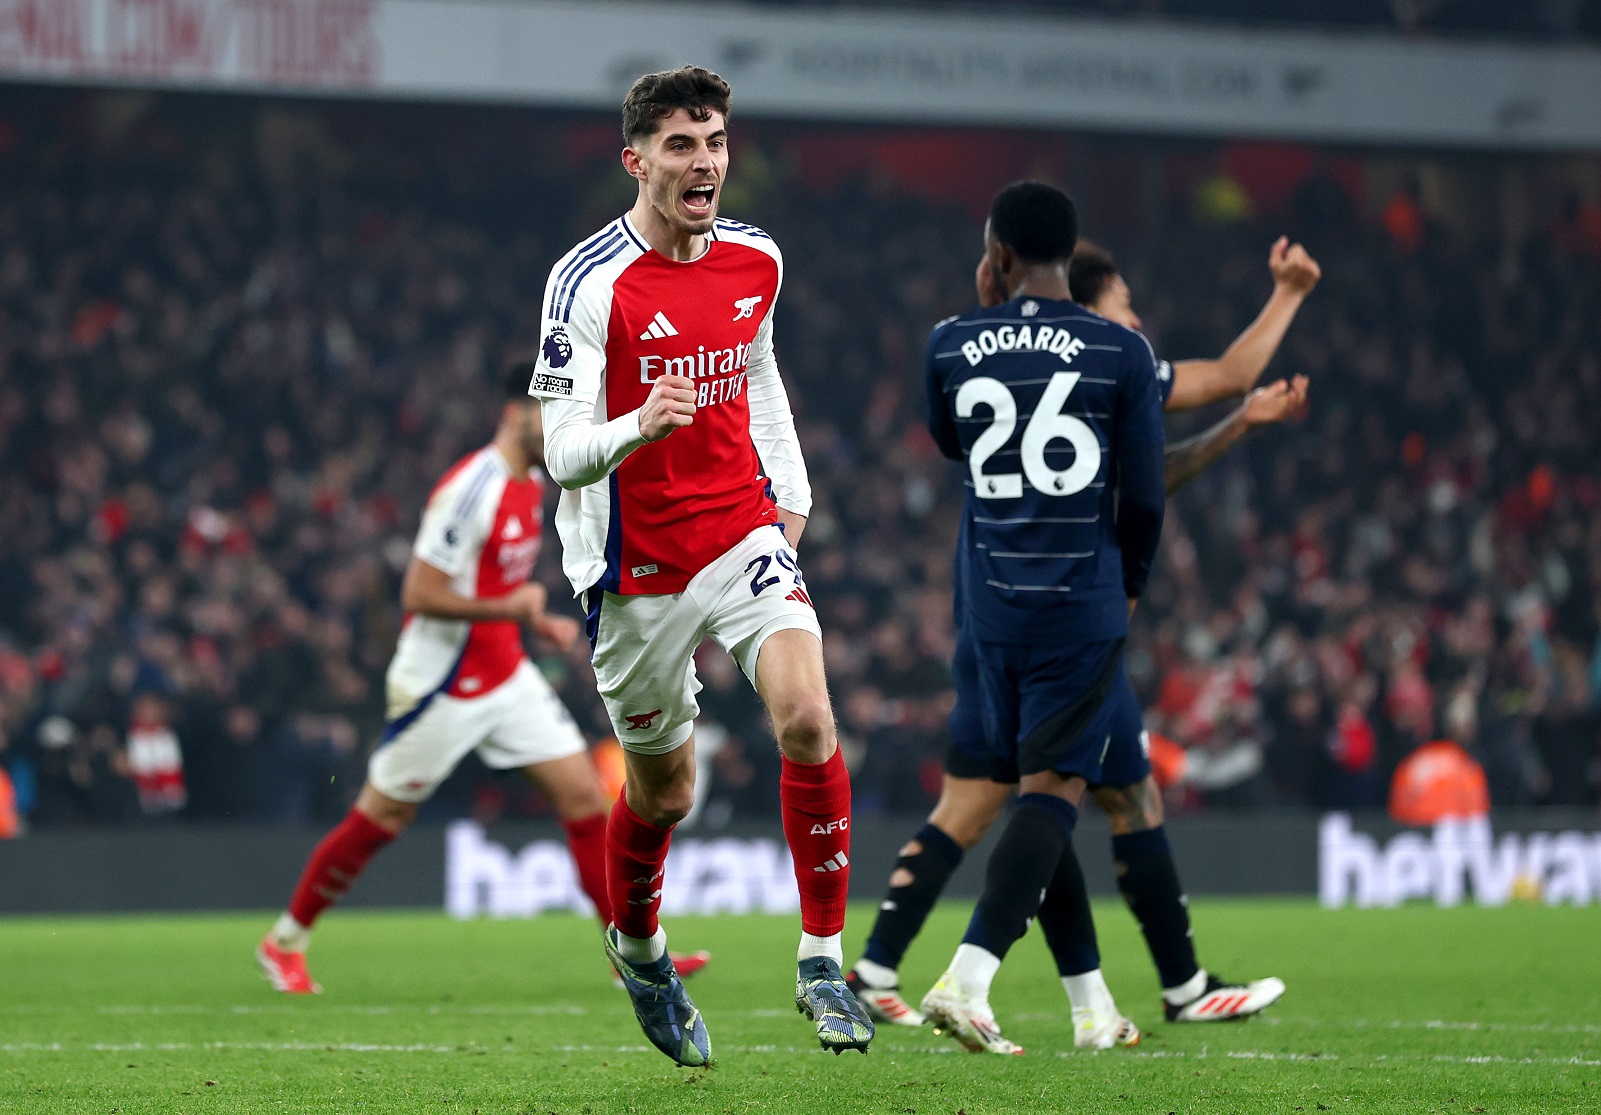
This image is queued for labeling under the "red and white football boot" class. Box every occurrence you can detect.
[256,937,321,994]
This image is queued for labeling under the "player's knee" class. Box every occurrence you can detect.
[928,798,1000,849]
[934,814,992,850]
[356,786,418,833]
[772,697,835,763]
[631,782,695,827]
[1094,778,1163,833]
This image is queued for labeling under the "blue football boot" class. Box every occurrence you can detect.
[604,926,712,1067]
[795,956,875,1054]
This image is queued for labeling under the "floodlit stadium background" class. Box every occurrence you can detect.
[1,0,1600,916]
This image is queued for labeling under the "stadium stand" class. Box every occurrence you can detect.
[0,86,1597,828]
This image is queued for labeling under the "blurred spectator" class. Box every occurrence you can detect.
[126,692,186,816]
[0,740,17,837]
[1388,738,1490,826]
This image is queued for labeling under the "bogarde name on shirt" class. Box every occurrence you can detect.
[959,324,1088,368]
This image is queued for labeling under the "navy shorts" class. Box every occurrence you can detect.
[946,634,1150,788]
[1094,672,1152,789]
[948,635,1125,781]
[946,633,1015,782]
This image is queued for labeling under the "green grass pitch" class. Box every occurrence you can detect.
[2,900,1597,1113]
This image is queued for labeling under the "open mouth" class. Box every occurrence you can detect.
[682,183,715,217]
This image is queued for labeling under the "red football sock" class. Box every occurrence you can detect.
[562,811,611,925]
[606,796,674,940]
[781,748,852,937]
[287,808,396,928]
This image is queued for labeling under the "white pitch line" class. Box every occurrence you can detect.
[3,1042,1600,1067]
[1090,1048,1601,1068]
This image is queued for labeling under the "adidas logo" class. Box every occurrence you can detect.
[502,517,523,540]
[638,311,679,341]
[812,851,849,874]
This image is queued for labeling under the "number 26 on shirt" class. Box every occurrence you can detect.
[957,371,1101,499]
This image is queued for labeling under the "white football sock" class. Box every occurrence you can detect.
[798,932,843,965]
[851,957,898,989]
[949,943,1001,1000]
[1062,969,1116,1016]
[1163,968,1210,1006]
[270,913,311,953]
[612,926,667,964]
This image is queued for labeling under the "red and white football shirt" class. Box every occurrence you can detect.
[386,446,544,717]
[528,213,810,597]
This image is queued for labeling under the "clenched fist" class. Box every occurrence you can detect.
[502,582,550,629]
[1269,236,1321,298]
[1242,374,1311,429]
[638,374,697,442]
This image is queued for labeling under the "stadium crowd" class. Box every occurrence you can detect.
[0,89,1597,831]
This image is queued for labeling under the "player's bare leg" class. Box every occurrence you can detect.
[522,752,615,927]
[924,770,1087,1055]
[1092,776,1284,1022]
[754,628,873,1054]
[603,740,710,1065]
[259,782,412,993]
[849,776,1010,1025]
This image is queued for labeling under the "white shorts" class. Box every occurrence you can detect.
[589,524,822,755]
[368,660,588,803]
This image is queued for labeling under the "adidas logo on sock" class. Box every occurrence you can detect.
[812,851,849,873]
[638,311,679,341]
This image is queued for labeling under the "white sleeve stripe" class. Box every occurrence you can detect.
[714,217,773,241]
[549,228,626,320]
[553,238,631,324]
[619,218,649,252]
[448,457,498,522]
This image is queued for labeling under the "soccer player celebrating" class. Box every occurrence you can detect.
[524,67,872,1064]
[255,368,711,993]
[849,222,1317,1049]
[913,180,1167,1054]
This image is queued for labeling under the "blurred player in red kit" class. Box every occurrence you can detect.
[256,367,707,993]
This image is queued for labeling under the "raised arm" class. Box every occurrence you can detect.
[1165,237,1320,412]
[540,380,696,491]
[1163,375,1309,495]
[527,267,694,490]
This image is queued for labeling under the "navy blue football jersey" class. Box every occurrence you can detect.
[928,296,1166,645]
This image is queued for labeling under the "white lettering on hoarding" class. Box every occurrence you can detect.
[0,0,375,85]
[1318,813,1601,909]
[444,821,800,920]
[0,1,1596,148]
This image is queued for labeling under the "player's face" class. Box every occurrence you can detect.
[629,109,728,236]
[1089,274,1141,330]
[511,401,544,466]
[981,223,1016,302]
[974,253,1006,310]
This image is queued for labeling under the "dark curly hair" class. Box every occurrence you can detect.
[622,66,732,145]
[1068,240,1120,307]
[988,180,1078,265]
